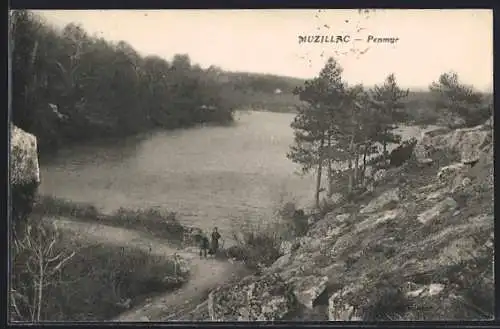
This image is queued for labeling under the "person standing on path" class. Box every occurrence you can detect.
[199,234,210,258]
[210,227,221,256]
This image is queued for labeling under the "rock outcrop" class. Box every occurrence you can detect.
[201,120,494,321]
[207,273,296,321]
[414,121,492,165]
[10,124,40,227]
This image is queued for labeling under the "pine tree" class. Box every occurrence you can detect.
[429,72,491,127]
[287,57,345,208]
[368,74,409,160]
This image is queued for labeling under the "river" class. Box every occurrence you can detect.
[39,111,316,238]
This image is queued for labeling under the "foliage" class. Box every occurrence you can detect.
[10,220,76,322]
[10,219,187,322]
[288,58,409,205]
[229,215,291,270]
[10,10,234,155]
[32,195,188,244]
[287,57,347,208]
[367,73,409,156]
[429,72,492,128]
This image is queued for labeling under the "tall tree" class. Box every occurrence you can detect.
[368,73,409,159]
[288,57,345,208]
[429,72,491,127]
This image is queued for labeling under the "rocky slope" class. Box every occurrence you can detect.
[202,119,494,321]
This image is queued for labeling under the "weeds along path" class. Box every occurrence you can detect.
[50,217,248,322]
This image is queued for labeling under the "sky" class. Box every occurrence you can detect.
[34,9,493,91]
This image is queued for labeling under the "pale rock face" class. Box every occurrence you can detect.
[268,253,292,272]
[414,127,451,162]
[328,285,363,321]
[417,197,458,225]
[406,283,445,298]
[208,273,295,321]
[448,126,492,164]
[10,124,40,186]
[291,275,329,310]
[360,188,400,214]
[437,163,468,183]
[451,176,473,194]
[414,122,491,164]
[280,240,293,255]
[355,209,402,233]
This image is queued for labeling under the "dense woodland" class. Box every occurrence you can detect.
[10,10,235,155]
[287,57,493,208]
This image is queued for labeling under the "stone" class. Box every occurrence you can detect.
[413,123,491,164]
[417,197,458,225]
[328,285,363,321]
[208,273,295,321]
[437,163,468,184]
[448,126,492,163]
[360,188,400,214]
[269,253,292,272]
[291,275,329,310]
[356,209,402,232]
[10,124,41,227]
[428,283,445,296]
[10,124,40,187]
[280,240,293,255]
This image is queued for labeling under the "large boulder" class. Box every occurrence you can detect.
[10,124,40,186]
[414,123,492,165]
[290,275,329,310]
[10,124,40,226]
[207,273,296,321]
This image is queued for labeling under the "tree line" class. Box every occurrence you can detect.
[10,10,235,155]
[288,57,492,208]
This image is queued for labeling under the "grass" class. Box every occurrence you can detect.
[10,219,189,322]
[32,195,190,246]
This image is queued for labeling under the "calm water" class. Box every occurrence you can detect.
[39,110,433,240]
[39,111,316,238]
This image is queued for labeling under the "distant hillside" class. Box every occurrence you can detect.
[215,71,306,113]
[218,72,493,126]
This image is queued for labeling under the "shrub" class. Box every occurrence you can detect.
[230,218,286,270]
[31,196,187,244]
[32,195,100,218]
[388,137,418,168]
[361,281,411,321]
[10,217,188,322]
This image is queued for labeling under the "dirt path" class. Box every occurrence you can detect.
[50,217,248,322]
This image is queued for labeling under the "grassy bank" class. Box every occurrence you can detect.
[10,219,189,322]
[32,195,190,246]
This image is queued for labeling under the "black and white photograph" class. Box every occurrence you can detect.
[9,9,493,322]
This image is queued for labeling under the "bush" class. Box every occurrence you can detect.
[32,195,100,218]
[230,218,286,270]
[10,218,188,322]
[32,196,187,244]
[361,280,411,321]
[388,138,418,168]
